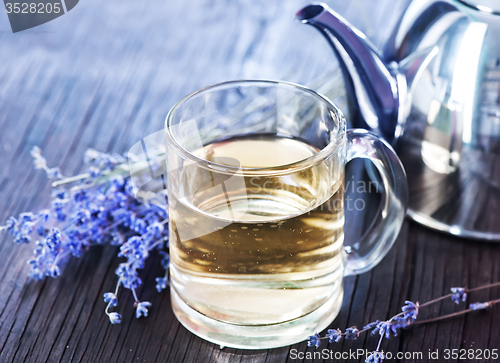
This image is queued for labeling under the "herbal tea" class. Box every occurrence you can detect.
[165,80,406,349]
[169,134,345,325]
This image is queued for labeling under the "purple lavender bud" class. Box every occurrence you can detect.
[147,222,164,239]
[33,155,47,170]
[47,167,63,179]
[345,327,360,340]
[87,166,101,178]
[89,225,104,244]
[114,192,128,207]
[159,251,170,269]
[84,148,99,164]
[14,233,30,244]
[44,228,62,251]
[125,180,135,197]
[51,199,67,222]
[19,212,35,223]
[51,189,68,200]
[116,266,142,289]
[5,216,17,235]
[38,210,50,222]
[366,351,386,363]
[372,321,398,339]
[47,264,60,278]
[74,190,87,203]
[469,302,490,310]
[112,208,131,226]
[155,277,168,292]
[135,301,152,318]
[103,292,118,307]
[131,217,147,234]
[108,312,122,324]
[29,267,44,281]
[30,146,42,158]
[307,333,321,348]
[363,320,380,330]
[451,287,467,304]
[401,300,419,321]
[326,328,342,343]
[36,225,46,236]
[112,176,125,188]
[76,210,91,224]
[110,231,124,246]
[392,316,413,330]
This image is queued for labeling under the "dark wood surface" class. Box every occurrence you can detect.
[1,1,500,362]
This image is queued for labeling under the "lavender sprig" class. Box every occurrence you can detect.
[308,282,500,362]
[31,146,64,179]
[451,287,467,304]
[1,146,169,324]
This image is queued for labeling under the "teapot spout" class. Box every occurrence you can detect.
[296,3,400,140]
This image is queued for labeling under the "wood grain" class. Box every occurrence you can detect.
[2,0,500,362]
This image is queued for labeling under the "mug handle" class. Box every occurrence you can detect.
[343,129,408,276]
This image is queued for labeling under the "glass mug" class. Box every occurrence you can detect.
[164,80,408,349]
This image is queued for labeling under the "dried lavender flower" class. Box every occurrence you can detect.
[2,145,170,324]
[372,321,398,339]
[308,283,500,355]
[344,326,360,339]
[363,320,380,330]
[365,351,386,363]
[307,333,321,348]
[108,312,122,324]
[135,301,152,318]
[451,287,467,304]
[401,300,419,321]
[469,302,490,310]
[325,328,342,343]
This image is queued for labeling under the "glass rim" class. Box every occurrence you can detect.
[164,79,346,175]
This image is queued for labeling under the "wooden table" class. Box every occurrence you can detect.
[1,0,500,362]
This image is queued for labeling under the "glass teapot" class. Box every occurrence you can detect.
[297,1,500,240]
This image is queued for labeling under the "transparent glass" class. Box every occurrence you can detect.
[164,80,408,349]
